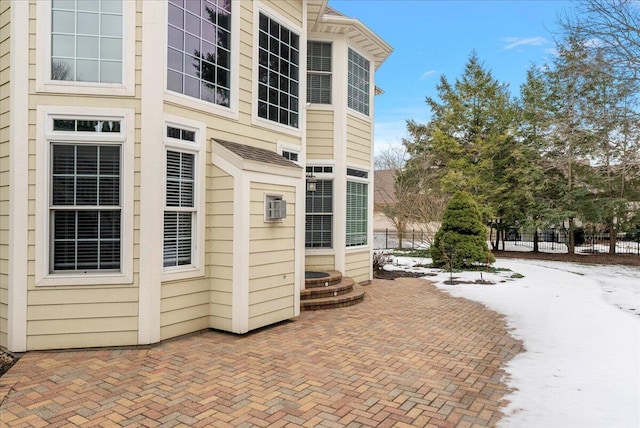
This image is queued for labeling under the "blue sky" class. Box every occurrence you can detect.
[328,0,578,155]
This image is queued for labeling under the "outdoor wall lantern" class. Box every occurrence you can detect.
[306,172,317,192]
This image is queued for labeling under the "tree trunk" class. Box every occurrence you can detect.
[609,224,617,254]
[533,229,539,253]
[568,217,575,254]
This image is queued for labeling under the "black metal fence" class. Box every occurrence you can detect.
[374,228,640,256]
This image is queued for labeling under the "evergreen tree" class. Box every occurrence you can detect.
[516,65,555,252]
[431,192,495,269]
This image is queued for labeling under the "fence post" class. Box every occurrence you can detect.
[385,228,388,250]
[412,230,415,250]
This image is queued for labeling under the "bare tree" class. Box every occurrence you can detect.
[374,144,407,170]
[559,0,640,81]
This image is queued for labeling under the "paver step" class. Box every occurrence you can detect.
[300,277,355,300]
[305,270,343,288]
[300,283,365,311]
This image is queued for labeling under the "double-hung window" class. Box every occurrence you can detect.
[51,0,123,83]
[164,126,198,269]
[257,13,300,128]
[167,0,232,106]
[49,119,123,272]
[305,166,334,248]
[307,41,332,104]
[347,48,370,116]
[346,169,369,247]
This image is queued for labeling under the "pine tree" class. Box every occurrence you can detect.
[431,191,494,269]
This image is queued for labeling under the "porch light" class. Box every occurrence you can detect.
[306,172,317,192]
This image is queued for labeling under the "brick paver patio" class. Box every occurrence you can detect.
[0,278,523,427]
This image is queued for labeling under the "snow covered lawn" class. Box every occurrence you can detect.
[385,256,640,428]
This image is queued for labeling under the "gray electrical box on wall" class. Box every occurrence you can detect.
[265,195,287,221]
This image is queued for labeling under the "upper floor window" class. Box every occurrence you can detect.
[307,41,331,104]
[257,13,299,128]
[167,0,232,107]
[51,0,123,83]
[347,48,370,116]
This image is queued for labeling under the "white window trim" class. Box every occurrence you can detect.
[162,116,206,282]
[251,1,305,137]
[35,106,135,286]
[277,141,302,166]
[345,166,370,249]
[163,0,240,121]
[305,162,335,252]
[307,40,333,106]
[346,46,372,119]
[35,0,136,96]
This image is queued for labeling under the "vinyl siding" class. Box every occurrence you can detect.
[345,250,371,284]
[248,182,296,330]
[306,110,334,159]
[346,113,372,166]
[24,0,143,350]
[208,167,234,331]
[160,279,209,340]
[0,0,10,349]
[304,254,335,272]
[26,287,139,350]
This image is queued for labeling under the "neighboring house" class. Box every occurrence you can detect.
[0,0,392,352]
[373,168,398,230]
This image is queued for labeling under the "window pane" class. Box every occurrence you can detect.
[101,0,123,14]
[53,211,76,240]
[77,12,99,35]
[101,38,122,60]
[77,0,99,12]
[305,180,333,248]
[52,10,75,33]
[77,211,99,239]
[51,0,123,83]
[101,14,122,37]
[100,61,122,83]
[52,145,76,173]
[346,181,368,246]
[257,13,299,127]
[51,143,121,272]
[167,0,232,106]
[76,145,98,174]
[76,59,100,82]
[100,210,121,239]
[52,34,75,57]
[53,240,76,270]
[347,49,370,116]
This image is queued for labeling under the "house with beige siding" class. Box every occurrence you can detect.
[0,0,391,352]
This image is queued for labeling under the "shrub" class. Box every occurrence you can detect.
[372,251,392,272]
[431,191,495,269]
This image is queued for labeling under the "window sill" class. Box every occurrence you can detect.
[36,81,135,97]
[346,245,370,252]
[164,91,239,121]
[305,248,335,255]
[307,104,334,112]
[162,266,205,283]
[36,272,134,287]
[346,109,372,123]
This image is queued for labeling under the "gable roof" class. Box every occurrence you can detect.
[307,1,392,70]
[213,139,301,169]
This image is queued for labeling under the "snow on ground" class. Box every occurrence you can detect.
[385,256,640,428]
